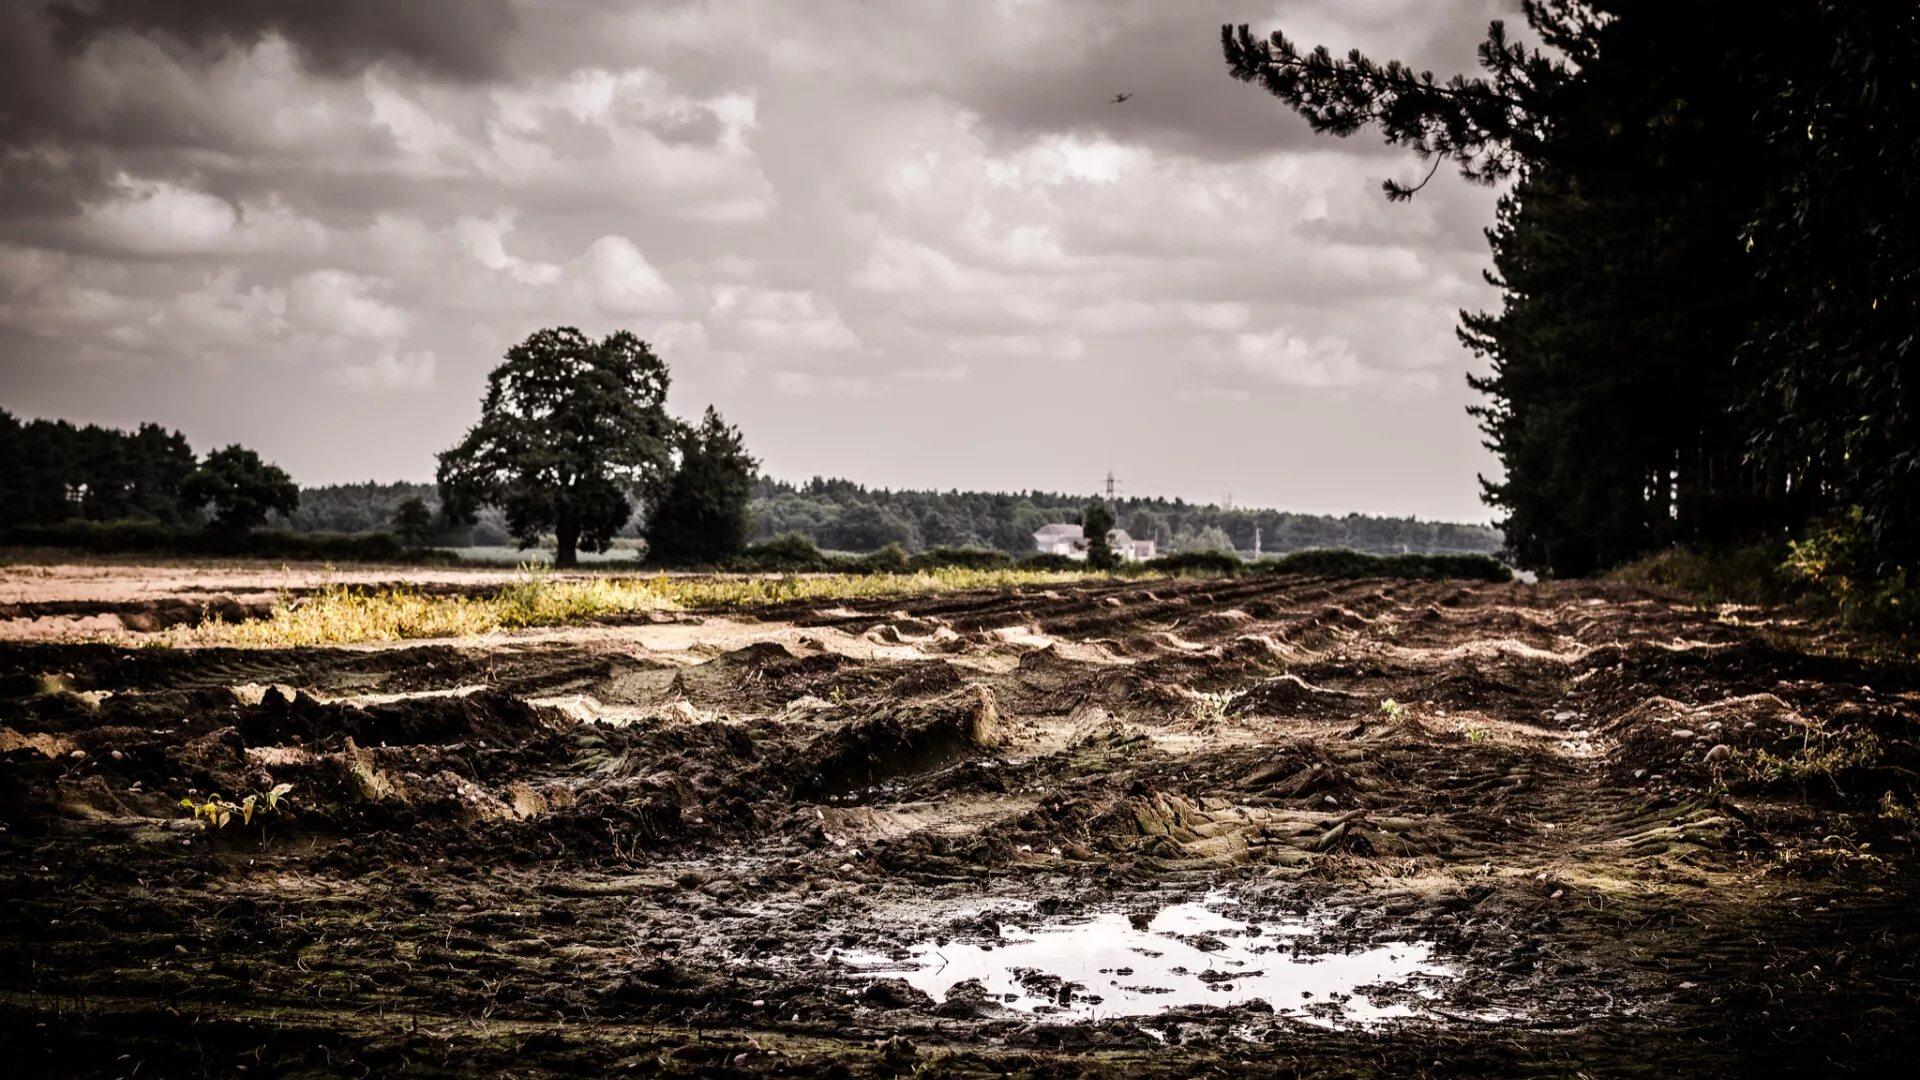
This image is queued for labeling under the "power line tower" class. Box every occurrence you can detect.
[1104,470,1119,510]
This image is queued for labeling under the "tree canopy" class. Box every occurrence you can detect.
[0,411,198,528]
[437,327,677,568]
[644,407,759,564]
[1225,3,1920,579]
[1083,501,1118,570]
[390,496,437,546]
[181,445,299,534]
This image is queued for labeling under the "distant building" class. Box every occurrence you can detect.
[1032,523,1156,562]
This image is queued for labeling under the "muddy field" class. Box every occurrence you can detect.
[3,569,1918,1077]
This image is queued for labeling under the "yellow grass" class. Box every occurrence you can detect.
[169,566,1099,647]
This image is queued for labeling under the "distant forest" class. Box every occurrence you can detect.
[282,477,1501,558]
[1,412,198,528]
[4,410,1500,558]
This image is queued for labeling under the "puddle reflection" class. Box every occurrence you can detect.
[835,892,1454,1025]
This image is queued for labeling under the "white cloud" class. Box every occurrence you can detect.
[78,178,326,259]
[455,213,561,285]
[894,364,969,382]
[711,286,859,351]
[286,271,410,342]
[1,0,1512,519]
[769,371,873,396]
[944,333,1085,361]
[577,235,679,316]
[328,350,437,392]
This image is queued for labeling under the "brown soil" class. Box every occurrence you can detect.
[3,571,1918,1077]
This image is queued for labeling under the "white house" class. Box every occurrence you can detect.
[1032,523,1156,562]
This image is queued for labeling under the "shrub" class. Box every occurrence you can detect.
[732,532,836,572]
[861,543,912,573]
[1262,548,1512,582]
[0,520,458,564]
[1786,509,1919,638]
[911,547,1014,571]
[1612,543,1795,604]
[1019,553,1084,572]
[1146,551,1245,576]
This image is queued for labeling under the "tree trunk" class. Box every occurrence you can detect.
[555,517,580,569]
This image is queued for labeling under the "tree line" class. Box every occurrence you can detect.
[6,383,1502,563]
[1223,2,1917,595]
[748,477,1501,558]
[0,411,298,534]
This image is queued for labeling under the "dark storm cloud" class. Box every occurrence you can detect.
[0,0,1524,521]
[45,0,518,82]
[951,0,1520,163]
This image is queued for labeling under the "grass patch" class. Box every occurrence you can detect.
[1610,543,1795,605]
[171,566,1100,647]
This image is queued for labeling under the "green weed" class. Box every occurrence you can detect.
[180,783,293,829]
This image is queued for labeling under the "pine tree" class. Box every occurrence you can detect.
[1083,501,1118,570]
[644,407,759,564]
[1224,4,1780,576]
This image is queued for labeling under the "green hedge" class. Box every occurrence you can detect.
[1259,548,1513,582]
[0,520,460,564]
[1144,551,1245,575]
[707,536,1511,581]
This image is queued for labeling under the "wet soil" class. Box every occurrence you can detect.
[3,572,1919,1077]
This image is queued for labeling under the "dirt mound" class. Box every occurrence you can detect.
[240,687,565,749]
[797,685,1003,797]
[1231,674,1366,718]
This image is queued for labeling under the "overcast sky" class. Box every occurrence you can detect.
[0,0,1520,522]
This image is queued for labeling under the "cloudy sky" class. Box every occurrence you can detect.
[0,0,1520,522]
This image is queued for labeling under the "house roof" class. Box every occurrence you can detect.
[1033,523,1084,541]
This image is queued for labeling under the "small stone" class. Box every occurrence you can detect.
[838,862,855,873]
[1550,889,1564,899]
[1553,711,1575,722]
[69,750,86,760]
[1634,769,1648,779]
[1704,744,1731,763]
[110,749,125,761]
[1671,729,1695,739]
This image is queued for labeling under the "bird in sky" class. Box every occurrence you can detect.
[1111,92,1132,104]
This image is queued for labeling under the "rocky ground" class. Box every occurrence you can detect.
[3,570,1917,1077]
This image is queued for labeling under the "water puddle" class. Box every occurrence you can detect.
[833,893,1455,1026]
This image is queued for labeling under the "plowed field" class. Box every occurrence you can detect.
[3,567,1917,1076]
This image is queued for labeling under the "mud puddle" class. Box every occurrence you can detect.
[833,892,1457,1026]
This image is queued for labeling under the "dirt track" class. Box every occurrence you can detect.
[3,572,1918,1077]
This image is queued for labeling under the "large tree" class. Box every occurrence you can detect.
[644,406,759,564]
[1736,3,1920,576]
[181,445,299,534]
[1222,4,1787,576]
[390,496,437,546]
[437,327,676,568]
